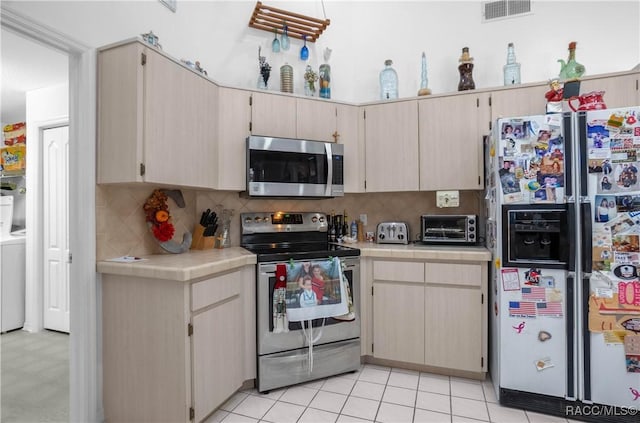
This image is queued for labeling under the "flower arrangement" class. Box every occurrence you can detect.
[304,65,318,95]
[143,189,175,242]
[258,46,271,87]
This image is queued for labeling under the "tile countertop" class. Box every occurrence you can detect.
[353,242,492,261]
[96,247,257,282]
[97,244,491,282]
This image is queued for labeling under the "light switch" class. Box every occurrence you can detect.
[436,190,460,208]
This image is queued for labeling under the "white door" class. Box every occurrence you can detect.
[43,125,70,332]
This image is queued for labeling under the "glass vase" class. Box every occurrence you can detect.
[319,63,331,99]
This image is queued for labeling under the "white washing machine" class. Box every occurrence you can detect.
[1,196,25,332]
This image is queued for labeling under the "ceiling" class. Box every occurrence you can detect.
[1,28,68,125]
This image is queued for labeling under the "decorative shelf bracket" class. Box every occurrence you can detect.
[248,1,330,43]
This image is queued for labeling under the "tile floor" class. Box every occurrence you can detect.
[207,364,581,423]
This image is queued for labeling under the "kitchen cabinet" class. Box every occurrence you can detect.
[97,41,218,189]
[418,93,488,191]
[337,104,365,193]
[577,71,639,109]
[215,87,252,191]
[101,265,255,423]
[489,84,549,120]
[364,101,419,192]
[296,98,339,142]
[250,91,297,138]
[370,258,487,375]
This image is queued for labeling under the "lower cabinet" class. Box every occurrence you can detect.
[370,259,488,375]
[101,265,255,423]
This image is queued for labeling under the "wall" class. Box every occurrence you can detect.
[4,1,639,103]
[96,185,481,260]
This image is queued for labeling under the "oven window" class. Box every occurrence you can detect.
[250,150,328,184]
[268,268,354,331]
[423,217,467,240]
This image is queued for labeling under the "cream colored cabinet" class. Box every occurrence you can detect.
[370,259,487,375]
[489,84,549,120]
[250,91,297,138]
[98,41,218,189]
[102,266,256,423]
[364,101,419,192]
[423,262,486,373]
[577,71,639,109]
[337,104,365,193]
[296,98,339,142]
[215,87,252,190]
[418,93,488,191]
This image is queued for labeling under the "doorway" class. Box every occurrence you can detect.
[1,5,100,422]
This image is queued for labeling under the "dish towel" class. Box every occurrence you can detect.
[285,258,349,373]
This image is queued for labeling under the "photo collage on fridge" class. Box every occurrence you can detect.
[587,109,640,374]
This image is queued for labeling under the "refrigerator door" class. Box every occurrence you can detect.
[499,267,569,398]
[495,114,566,205]
[582,107,640,409]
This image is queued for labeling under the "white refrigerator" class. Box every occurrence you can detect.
[486,108,640,422]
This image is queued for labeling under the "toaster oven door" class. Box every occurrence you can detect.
[421,216,471,243]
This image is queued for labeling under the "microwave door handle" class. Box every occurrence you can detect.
[325,143,333,196]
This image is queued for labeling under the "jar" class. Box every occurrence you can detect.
[280,63,293,93]
[458,47,475,91]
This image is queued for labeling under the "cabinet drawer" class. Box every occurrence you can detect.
[425,262,481,287]
[191,271,241,311]
[373,260,424,283]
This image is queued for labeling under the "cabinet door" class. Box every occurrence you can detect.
[490,84,549,121]
[251,92,296,138]
[192,295,243,423]
[296,98,337,142]
[217,87,252,190]
[424,286,483,372]
[419,94,485,191]
[97,43,144,184]
[372,282,424,364]
[144,48,218,188]
[337,104,365,193]
[578,73,639,109]
[364,101,419,192]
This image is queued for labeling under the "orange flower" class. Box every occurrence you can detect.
[155,210,169,223]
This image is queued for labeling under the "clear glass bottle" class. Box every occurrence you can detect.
[379,59,398,100]
[281,22,290,51]
[319,63,331,99]
[503,43,521,85]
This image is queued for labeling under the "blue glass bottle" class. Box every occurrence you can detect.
[300,35,309,61]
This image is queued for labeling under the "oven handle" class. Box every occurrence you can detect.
[325,143,333,197]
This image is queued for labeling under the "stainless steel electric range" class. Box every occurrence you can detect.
[241,211,361,393]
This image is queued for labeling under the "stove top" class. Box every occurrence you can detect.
[240,211,360,262]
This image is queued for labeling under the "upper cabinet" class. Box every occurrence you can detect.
[296,98,339,142]
[337,104,365,193]
[250,92,296,138]
[578,71,639,109]
[216,87,252,191]
[98,42,218,189]
[490,84,549,121]
[364,101,419,192]
[419,93,489,191]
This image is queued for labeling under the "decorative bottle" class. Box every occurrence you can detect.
[558,41,585,81]
[280,22,290,51]
[319,47,332,99]
[280,63,293,93]
[418,52,431,96]
[458,47,475,91]
[379,59,398,100]
[503,42,521,86]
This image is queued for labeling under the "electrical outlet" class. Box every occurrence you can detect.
[436,190,460,208]
[359,214,368,225]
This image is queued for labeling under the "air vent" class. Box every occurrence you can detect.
[482,0,531,22]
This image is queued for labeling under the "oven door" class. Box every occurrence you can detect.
[257,257,360,356]
[247,136,344,197]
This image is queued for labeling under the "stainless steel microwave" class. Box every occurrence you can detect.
[246,136,344,198]
[420,214,477,245]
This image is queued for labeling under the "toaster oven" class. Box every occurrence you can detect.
[420,215,477,245]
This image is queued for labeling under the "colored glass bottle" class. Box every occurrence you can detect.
[558,41,585,81]
[379,59,398,100]
[503,42,521,85]
[300,35,309,61]
[458,47,475,91]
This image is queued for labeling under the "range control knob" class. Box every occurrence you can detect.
[254,216,262,223]
[311,216,318,223]
[244,217,252,224]
[319,216,325,222]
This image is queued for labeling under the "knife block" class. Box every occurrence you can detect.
[191,224,215,250]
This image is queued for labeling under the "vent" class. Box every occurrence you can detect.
[482,0,531,22]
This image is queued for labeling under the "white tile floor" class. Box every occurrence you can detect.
[205,364,582,423]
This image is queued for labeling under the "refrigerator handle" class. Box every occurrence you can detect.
[566,273,576,400]
[563,112,574,199]
[567,204,576,272]
[581,202,593,272]
[577,112,589,198]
